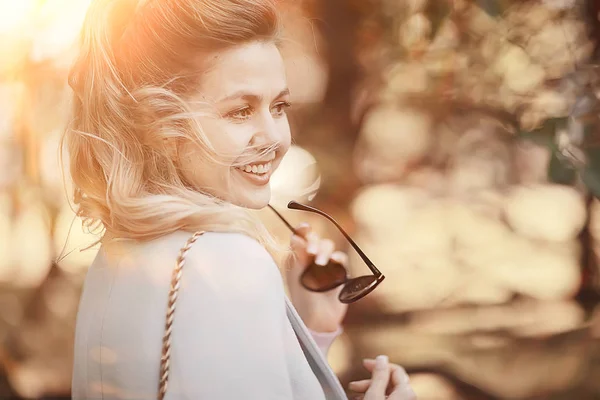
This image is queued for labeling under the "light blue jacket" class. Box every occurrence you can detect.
[72,231,348,399]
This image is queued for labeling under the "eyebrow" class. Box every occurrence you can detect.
[216,88,290,103]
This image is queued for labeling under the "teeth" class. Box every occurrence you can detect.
[238,161,272,175]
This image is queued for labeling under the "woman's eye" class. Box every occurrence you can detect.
[272,101,291,117]
[226,106,253,121]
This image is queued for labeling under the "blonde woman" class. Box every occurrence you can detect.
[65,0,415,399]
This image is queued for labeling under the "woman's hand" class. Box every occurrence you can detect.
[286,222,349,333]
[349,356,417,400]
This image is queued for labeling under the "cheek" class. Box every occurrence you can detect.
[198,118,254,162]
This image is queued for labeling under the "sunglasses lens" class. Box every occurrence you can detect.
[300,260,347,292]
[338,275,383,304]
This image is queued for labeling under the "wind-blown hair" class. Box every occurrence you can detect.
[62,0,283,247]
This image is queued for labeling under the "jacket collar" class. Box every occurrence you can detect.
[285,296,348,400]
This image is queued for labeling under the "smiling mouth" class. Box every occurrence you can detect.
[235,161,273,175]
[234,160,275,186]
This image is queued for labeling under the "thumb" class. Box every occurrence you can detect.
[365,355,390,399]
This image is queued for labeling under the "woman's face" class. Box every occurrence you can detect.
[178,41,292,209]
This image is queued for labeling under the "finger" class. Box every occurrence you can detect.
[363,359,409,385]
[364,359,415,399]
[390,365,410,387]
[362,358,376,370]
[330,251,349,267]
[292,222,311,239]
[388,365,416,400]
[348,379,371,393]
[389,384,417,400]
[306,232,320,255]
[290,234,307,252]
[315,238,335,266]
[364,355,390,398]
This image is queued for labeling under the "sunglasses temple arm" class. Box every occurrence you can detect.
[324,221,383,277]
[287,202,383,277]
[267,204,299,235]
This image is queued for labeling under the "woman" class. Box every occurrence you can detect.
[65,0,416,399]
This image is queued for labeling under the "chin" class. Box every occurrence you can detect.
[233,186,272,209]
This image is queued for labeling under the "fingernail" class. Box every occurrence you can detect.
[307,242,318,254]
[375,355,388,369]
[315,255,327,265]
[330,252,345,264]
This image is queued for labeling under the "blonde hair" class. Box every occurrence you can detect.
[62,0,283,249]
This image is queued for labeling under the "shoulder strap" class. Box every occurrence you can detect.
[158,231,205,400]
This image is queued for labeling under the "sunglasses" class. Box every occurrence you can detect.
[268,201,385,304]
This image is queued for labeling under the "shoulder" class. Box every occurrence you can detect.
[160,231,283,297]
[181,231,277,270]
[131,230,275,266]
[160,232,288,330]
[100,230,283,298]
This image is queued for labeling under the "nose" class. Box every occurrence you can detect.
[253,112,283,147]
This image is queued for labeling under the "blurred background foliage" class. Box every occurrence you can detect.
[2,0,600,399]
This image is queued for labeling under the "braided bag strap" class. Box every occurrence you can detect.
[158,231,206,400]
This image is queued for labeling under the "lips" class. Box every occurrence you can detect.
[237,161,273,174]
[234,152,278,185]
[235,164,273,185]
